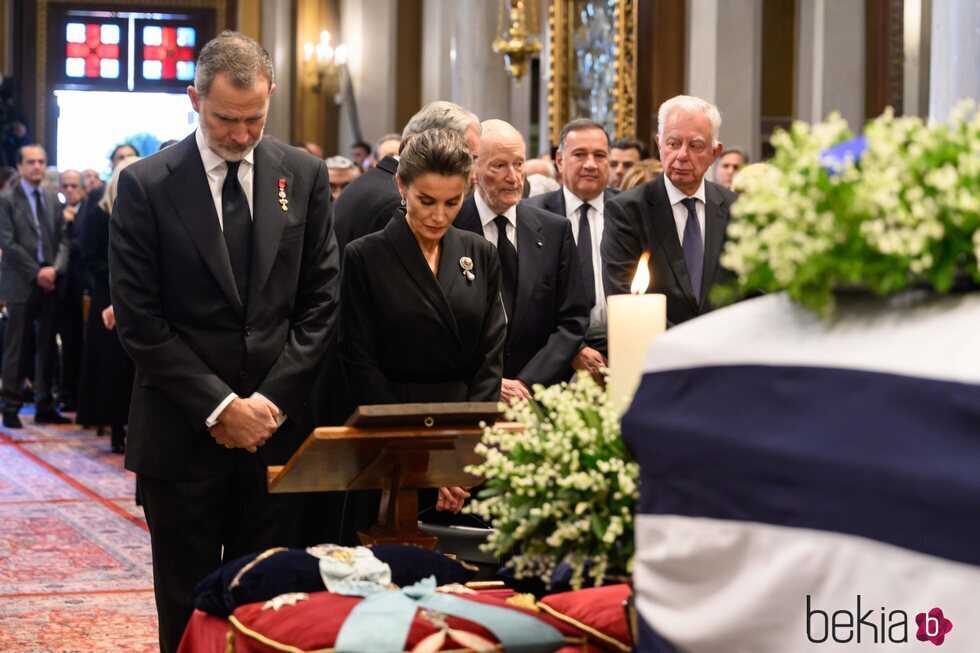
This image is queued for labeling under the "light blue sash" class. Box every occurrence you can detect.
[335,577,565,652]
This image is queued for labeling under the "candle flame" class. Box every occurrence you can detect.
[630,252,651,295]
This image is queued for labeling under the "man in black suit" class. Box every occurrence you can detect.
[109,32,339,653]
[525,118,617,383]
[0,144,70,427]
[57,169,88,411]
[455,119,588,403]
[332,100,481,254]
[602,95,737,326]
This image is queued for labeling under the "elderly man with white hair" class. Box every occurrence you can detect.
[601,95,738,326]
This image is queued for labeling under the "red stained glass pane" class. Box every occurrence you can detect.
[143,26,196,80]
[64,22,121,78]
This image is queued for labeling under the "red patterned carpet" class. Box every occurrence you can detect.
[0,412,159,652]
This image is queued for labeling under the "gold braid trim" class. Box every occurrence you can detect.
[537,601,631,653]
[228,615,334,653]
[228,613,584,653]
[224,625,236,653]
[229,547,289,590]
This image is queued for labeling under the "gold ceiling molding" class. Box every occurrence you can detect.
[34,0,227,145]
[547,0,637,142]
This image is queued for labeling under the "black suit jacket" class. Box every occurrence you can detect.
[332,155,401,253]
[454,196,588,387]
[340,215,505,404]
[0,184,70,302]
[523,187,619,356]
[109,134,340,481]
[523,186,620,217]
[601,174,737,326]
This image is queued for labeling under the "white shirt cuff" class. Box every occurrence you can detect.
[205,393,237,428]
[251,392,287,427]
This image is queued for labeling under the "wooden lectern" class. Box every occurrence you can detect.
[267,403,512,549]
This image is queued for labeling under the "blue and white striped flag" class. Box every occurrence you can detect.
[623,292,980,652]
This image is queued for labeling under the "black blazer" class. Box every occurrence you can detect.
[601,174,737,326]
[523,186,619,217]
[109,134,340,481]
[523,187,619,357]
[454,196,589,387]
[332,155,401,253]
[0,184,70,302]
[340,215,505,404]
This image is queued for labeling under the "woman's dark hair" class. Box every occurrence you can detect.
[396,129,472,186]
[110,143,140,161]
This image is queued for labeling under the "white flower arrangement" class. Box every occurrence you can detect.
[466,372,638,590]
[715,101,980,317]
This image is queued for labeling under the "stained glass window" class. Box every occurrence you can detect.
[56,12,206,91]
[139,24,197,83]
[64,21,122,79]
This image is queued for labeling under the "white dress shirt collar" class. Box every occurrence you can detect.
[474,190,517,229]
[195,127,255,174]
[664,174,706,206]
[562,186,604,217]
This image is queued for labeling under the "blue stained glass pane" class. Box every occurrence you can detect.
[143,26,162,46]
[101,24,120,45]
[176,61,195,81]
[66,58,86,77]
[143,60,162,80]
[66,23,86,43]
[176,27,196,47]
[100,59,119,79]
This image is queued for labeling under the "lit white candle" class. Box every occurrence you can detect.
[607,253,667,414]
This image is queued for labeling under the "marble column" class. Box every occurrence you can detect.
[339,0,398,148]
[686,0,763,160]
[450,0,512,124]
[928,0,980,123]
[421,0,454,105]
[795,0,866,130]
[261,0,293,142]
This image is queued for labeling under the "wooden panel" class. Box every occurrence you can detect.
[237,0,261,41]
[292,0,339,154]
[394,0,422,134]
[761,0,795,119]
[638,0,685,156]
[865,0,904,118]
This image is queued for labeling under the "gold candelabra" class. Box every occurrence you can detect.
[492,0,541,82]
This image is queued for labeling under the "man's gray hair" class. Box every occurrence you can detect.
[325,155,357,171]
[557,118,609,154]
[401,101,480,141]
[657,95,722,146]
[194,30,275,96]
[59,169,82,184]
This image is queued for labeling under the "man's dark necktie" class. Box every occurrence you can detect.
[32,189,53,263]
[680,197,704,304]
[222,161,252,304]
[494,215,517,319]
[577,203,596,308]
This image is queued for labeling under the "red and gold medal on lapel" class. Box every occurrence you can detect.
[278,178,288,212]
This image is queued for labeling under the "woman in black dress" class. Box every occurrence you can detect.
[77,158,137,453]
[339,128,506,513]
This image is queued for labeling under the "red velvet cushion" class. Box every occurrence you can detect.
[538,584,633,652]
[228,590,586,652]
